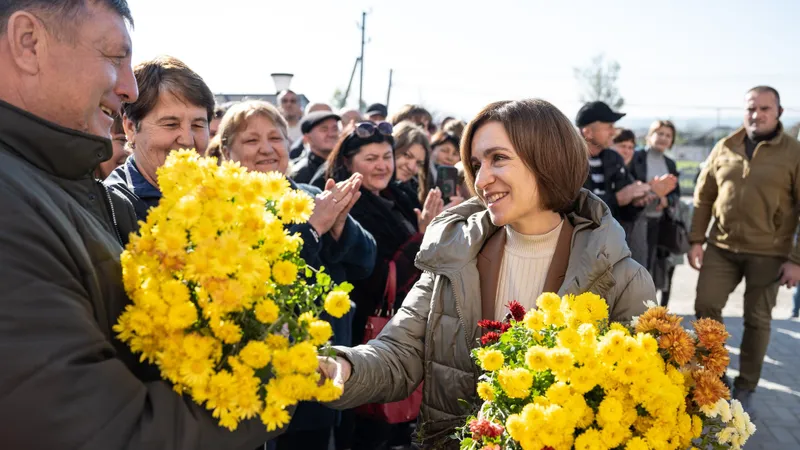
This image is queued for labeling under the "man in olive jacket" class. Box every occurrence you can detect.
[689,86,800,412]
[0,1,286,448]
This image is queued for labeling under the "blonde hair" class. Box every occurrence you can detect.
[217,100,288,158]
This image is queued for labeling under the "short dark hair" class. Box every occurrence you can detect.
[612,128,636,145]
[461,99,589,213]
[122,55,215,128]
[747,86,781,108]
[0,0,133,38]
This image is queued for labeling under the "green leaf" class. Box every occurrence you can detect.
[335,282,354,293]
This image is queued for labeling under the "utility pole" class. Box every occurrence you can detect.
[358,11,366,112]
[386,69,393,110]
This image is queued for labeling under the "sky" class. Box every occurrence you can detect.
[129,0,800,128]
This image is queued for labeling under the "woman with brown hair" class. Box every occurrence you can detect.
[392,120,433,207]
[319,99,654,449]
[321,120,444,449]
[628,120,680,304]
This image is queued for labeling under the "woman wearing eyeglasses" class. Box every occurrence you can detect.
[322,120,444,450]
[319,100,655,449]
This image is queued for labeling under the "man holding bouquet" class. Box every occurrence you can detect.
[0,1,288,448]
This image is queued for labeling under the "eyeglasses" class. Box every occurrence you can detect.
[354,121,393,139]
[281,98,297,104]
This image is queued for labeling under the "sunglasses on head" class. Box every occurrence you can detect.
[354,121,393,139]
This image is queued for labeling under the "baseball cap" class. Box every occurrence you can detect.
[575,101,626,128]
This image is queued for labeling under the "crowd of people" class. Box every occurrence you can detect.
[2,1,800,450]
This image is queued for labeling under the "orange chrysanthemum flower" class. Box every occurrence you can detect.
[693,318,730,349]
[662,328,696,366]
[635,307,683,335]
[692,368,730,406]
[701,346,730,377]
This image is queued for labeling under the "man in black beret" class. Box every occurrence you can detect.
[288,110,341,183]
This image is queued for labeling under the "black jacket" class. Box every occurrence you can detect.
[628,149,681,207]
[288,150,327,184]
[0,99,284,449]
[584,148,644,223]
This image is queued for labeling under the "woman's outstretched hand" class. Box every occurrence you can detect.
[318,355,352,388]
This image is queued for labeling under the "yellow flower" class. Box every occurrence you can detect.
[254,299,280,324]
[289,342,319,374]
[556,327,582,351]
[525,346,549,371]
[574,428,602,450]
[547,348,575,374]
[497,367,533,399]
[570,366,598,394]
[239,341,272,369]
[477,381,495,402]
[270,349,294,376]
[505,414,528,441]
[522,310,546,332]
[308,319,333,345]
[598,396,624,427]
[545,382,572,405]
[261,403,291,432]
[272,260,298,285]
[179,357,214,388]
[609,322,631,335]
[210,319,242,344]
[265,334,289,350]
[536,292,561,313]
[315,377,344,402]
[601,424,631,448]
[576,292,609,322]
[477,348,504,371]
[624,437,648,450]
[324,290,351,318]
[691,414,703,438]
[261,171,291,201]
[166,301,198,330]
[277,190,315,224]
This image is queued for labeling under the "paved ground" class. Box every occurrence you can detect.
[667,264,800,450]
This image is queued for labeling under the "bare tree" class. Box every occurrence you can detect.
[573,54,624,109]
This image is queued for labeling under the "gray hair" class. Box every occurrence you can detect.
[0,0,133,39]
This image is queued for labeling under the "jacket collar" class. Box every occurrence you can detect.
[0,99,112,180]
[476,219,574,321]
[725,123,786,151]
[416,189,632,317]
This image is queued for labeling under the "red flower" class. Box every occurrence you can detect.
[500,323,511,333]
[478,320,504,331]
[481,332,501,346]
[508,300,526,322]
[469,418,504,440]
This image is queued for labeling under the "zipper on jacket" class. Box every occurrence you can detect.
[445,274,473,353]
[98,180,123,246]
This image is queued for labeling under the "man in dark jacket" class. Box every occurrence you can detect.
[288,111,341,184]
[0,1,287,448]
[576,101,651,223]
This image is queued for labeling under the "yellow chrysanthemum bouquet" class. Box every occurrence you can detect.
[458,294,756,450]
[114,150,351,432]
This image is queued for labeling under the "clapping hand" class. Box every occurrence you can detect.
[415,188,445,234]
[308,175,360,238]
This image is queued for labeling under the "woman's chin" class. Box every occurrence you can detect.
[487,210,507,227]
